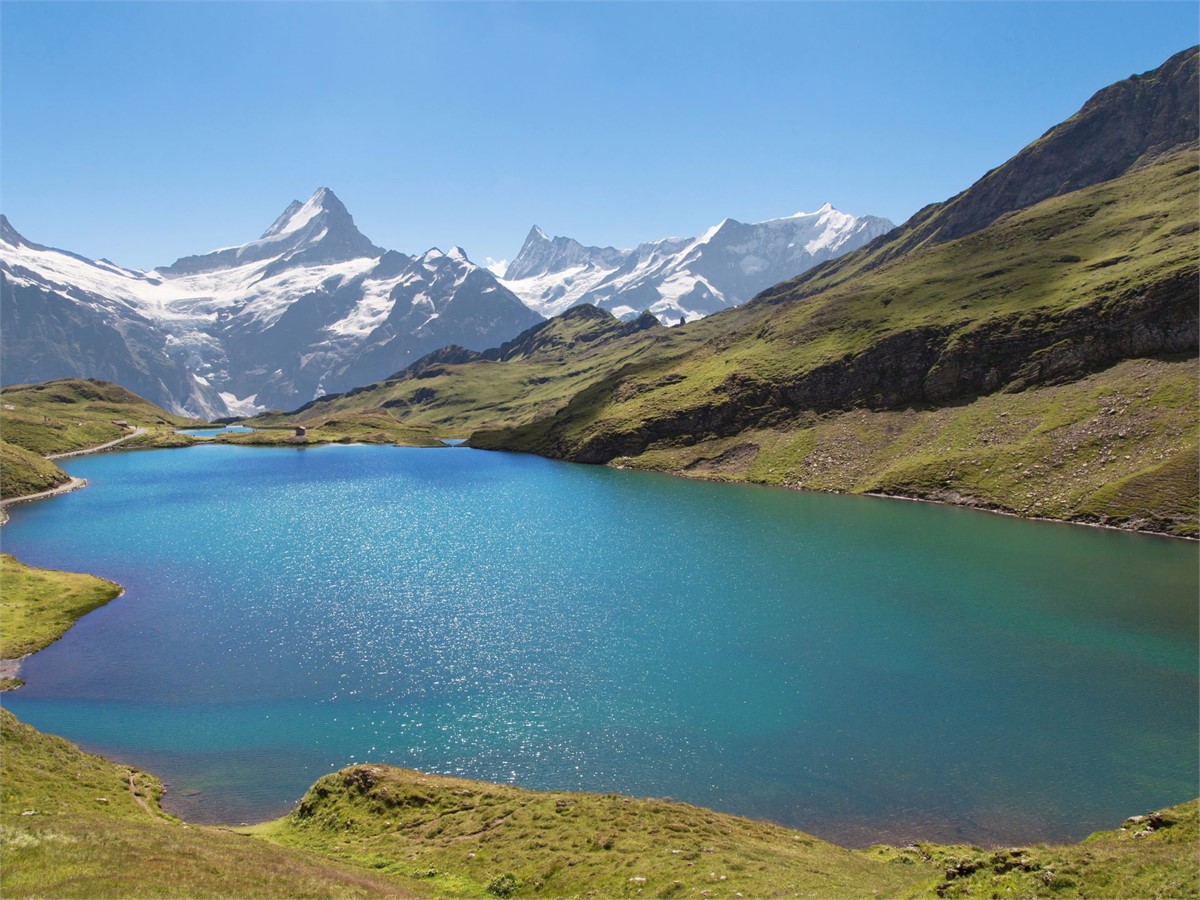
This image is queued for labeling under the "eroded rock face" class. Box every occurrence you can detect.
[520,269,1197,466]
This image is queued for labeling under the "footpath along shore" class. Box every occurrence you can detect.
[46,426,146,459]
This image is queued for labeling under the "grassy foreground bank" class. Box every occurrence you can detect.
[1,707,1196,899]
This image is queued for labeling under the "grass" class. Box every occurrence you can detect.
[619,356,1199,536]
[252,765,1200,900]
[862,801,1200,898]
[2,705,1195,898]
[0,554,123,663]
[249,765,936,899]
[0,378,201,457]
[0,709,416,898]
[0,441,70,500]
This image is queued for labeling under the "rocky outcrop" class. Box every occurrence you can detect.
[901,47,1198,253]
[497,268,1197,465]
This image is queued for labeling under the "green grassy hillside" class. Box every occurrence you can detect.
[247,306,680,437]
[0,709,416,899]
[257,768,1199,899]
[477,151,1196,462]
[253,764,938,899]
[0,441,70,500]
[617,356,1198,536]
[0,378,198,457]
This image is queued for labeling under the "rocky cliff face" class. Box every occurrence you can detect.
[519,265,1197,465]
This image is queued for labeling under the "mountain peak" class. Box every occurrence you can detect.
[161,187,382,276]
[0,214,23,247]
[505,225,624,281]
[259,186,353,241]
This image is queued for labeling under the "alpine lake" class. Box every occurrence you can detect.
[3,444,1196,847]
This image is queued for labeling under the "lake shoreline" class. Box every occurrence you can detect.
[609,459,1198,541]
[5,441,1195,851]
[7,430,1192,540]
[0,476,89,527]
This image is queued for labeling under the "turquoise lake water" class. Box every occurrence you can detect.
[175,425,255,437]
[3,444,1196,846]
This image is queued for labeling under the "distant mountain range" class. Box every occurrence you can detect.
[1,190,542,417]
[1,189,890,418]
[500,205,893,323]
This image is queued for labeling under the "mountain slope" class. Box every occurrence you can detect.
[1,190,542,416]
[294,48,1198,536]
[758,45,1199,298]
[501,204,893,324]
[251,304,672,436]
[472,149,1198,534]
[895,44,1198,257]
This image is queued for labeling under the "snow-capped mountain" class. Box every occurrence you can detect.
[501,204,895,323]
[1,189,542,417]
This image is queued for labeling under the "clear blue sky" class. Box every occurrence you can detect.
[2,2,1195,271]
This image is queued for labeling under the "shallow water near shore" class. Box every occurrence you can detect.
[3,444,1196,846]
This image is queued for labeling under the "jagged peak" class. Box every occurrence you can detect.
[696,217,737,245]
[506,225,626,281]
[0,214,23,246]
[159,186,382,276]
[259,186,351,241]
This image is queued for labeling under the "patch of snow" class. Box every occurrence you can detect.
[218,391,264,417]
[261,191,327,239]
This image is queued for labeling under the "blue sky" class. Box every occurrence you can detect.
[2,2,1195,271]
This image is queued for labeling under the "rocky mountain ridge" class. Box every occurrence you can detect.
[0,190,541,416]
[501,204,894,324]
